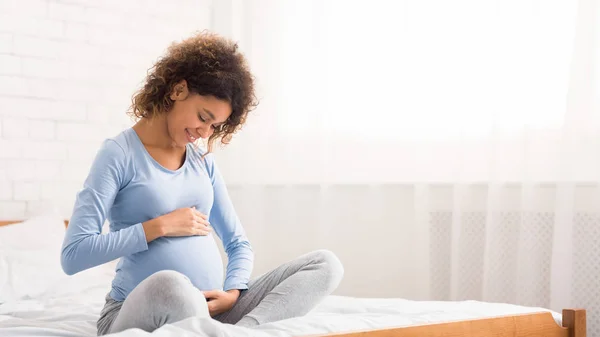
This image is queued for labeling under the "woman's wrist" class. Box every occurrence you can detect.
[226,289,241,300]
[142,217,165,242]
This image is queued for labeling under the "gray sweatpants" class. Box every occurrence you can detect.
[97,250,344,335]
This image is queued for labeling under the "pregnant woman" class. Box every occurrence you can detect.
[60,31,344,335]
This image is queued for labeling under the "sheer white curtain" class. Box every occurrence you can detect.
[212,0,600,334]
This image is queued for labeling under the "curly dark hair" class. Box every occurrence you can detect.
[128,30,258,153]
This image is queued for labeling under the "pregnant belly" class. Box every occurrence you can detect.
[117,235,224,295]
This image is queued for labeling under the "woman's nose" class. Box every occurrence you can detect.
[196,126,213,139]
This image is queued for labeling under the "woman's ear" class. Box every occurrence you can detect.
[169,80,190,101]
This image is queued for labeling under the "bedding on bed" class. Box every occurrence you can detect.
[0,265,562,337]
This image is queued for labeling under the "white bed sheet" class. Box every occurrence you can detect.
[0,266,562,337]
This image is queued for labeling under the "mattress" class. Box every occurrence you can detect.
[0,264,561,337]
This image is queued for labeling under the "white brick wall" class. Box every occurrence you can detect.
[0,0,213,219]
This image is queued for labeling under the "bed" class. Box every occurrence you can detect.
[0,216,586,337]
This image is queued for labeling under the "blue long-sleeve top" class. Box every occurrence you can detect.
[61,127,253,301]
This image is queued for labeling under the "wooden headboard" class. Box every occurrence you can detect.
[0,219,69,227]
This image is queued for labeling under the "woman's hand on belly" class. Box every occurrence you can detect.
[203,289,241,316]
[143,207,212,241]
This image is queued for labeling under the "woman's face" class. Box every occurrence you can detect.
[166,80,232,148]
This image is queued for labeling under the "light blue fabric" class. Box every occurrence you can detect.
[61,128,253,301]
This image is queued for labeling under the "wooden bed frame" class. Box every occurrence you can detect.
[0,219,70,228]
[0,219,587,337]
[316,309,586,337]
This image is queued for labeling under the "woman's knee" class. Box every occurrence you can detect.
[307,250,344,292]
[142,270,191,296]
[141,270,208,316]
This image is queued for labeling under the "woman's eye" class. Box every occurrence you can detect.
[198,114,206,122]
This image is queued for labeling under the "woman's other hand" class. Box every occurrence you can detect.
[203,289,240,316]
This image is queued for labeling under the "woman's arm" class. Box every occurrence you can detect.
[60,139,149,275]
[205,155,254,291]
